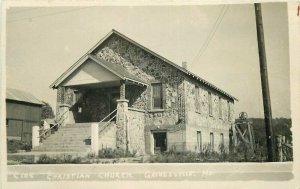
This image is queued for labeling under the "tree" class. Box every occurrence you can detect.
[41,102,55,119]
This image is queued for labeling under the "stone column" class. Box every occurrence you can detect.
[32,126,40,148]
[58,104,70,127]
[116,99,129,151]
[120,80,126,99]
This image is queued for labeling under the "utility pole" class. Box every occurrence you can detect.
[254,3,275,162]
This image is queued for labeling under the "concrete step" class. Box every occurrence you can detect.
[56,127,91,133]
[33,122,94,153]
[41,141,89,145]
[43,136,90,140]
[32,148,90,152]
[32,122,114,153]
[42,138,89,142]
[36,145,90,149]
[50,134,90,137]
[65,122,97,127]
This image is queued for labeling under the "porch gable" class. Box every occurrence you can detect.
[61,58,121,87]
[52,54,147,88]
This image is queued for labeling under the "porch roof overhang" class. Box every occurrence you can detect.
[50,54,148,89]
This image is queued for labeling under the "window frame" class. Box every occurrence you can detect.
[197,131,202,152]
[208,92,212,116]
[195,85,201,113]
[151,82,163,110]
[219,96,222,119]
[220,133,224,146]
[227,100,231,121]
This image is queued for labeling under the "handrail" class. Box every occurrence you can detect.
[38,123,58,139]
[283,143,293,149]
[98,109,117,124]
[98,114,117,134]
[56,110,69,123]
[56,110,69,129]
[38,110,68,139]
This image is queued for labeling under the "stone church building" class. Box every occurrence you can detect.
[47,29,237,155]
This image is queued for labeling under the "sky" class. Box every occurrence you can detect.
[5,3,290,118]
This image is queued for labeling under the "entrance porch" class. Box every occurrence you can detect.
[44,55,148,155]
[53,55,148,125]
[68,85,120,124]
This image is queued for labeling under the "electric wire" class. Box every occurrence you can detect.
[192,5,229,64]
[7,7,91,23]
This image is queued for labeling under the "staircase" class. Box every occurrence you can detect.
[32,122,117,155]
[32,123,94,153]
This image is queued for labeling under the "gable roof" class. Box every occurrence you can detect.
[6,88,44,106]
[51,54,147,88]
[89,55,147,86]
[50,29,237,101]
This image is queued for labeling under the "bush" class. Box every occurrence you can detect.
[87,152,96,159]
[149,143,268,163]
[37,154,57,164]
[7,140,32,153]
[36,154,84,164]
[98,148,136,159]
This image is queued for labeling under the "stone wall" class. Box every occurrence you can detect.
[125,85,147,110]
[93,34,187,154]
[167,129,186,152]
[127,109,146,155]
[184,77,234,152]
[56,87,75,124]
[54,33,236,154]
[93,34,185,125]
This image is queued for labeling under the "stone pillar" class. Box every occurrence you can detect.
[91,123,99,154]
[120,80,126,99]
[32,126,40,148]
[58,104,70,127]
[116,99,129,151]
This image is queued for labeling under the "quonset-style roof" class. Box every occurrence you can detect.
[50,29,237,101]
[6,88,44,105]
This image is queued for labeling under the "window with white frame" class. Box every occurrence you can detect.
[197,131,202,152]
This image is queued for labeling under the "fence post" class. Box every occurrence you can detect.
[32,126,40,148]
[275,135,283,162]
[91,123,99,154]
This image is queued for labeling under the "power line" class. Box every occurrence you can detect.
[198,6,229,58]
[192,5,229,64]
[192,5,226,63]
[193,5,228,62]
[7,7,92,23]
